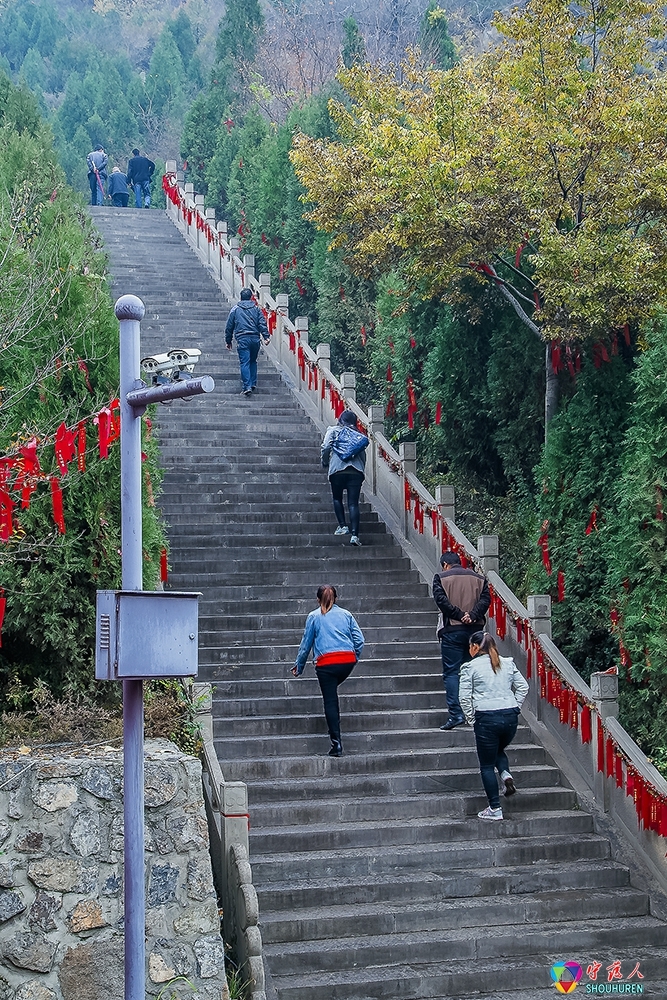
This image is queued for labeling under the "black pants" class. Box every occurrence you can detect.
[474,708,519,808]
[329,470,363,536]
[316,662,355,743]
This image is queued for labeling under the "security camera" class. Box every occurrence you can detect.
[141,353,175,377]
[167,348,201,373]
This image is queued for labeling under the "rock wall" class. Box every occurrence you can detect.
[0,739,229,1000]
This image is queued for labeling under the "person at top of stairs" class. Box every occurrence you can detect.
[433,550,491,731]
[321,409,368,547]
[292,584,365,757]
[460,630,529,821]
[225,287,271,395]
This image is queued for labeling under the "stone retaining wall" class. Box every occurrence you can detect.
[0,739,229,1000]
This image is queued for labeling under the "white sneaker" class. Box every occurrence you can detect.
[500,770,516,796]
[334,526,350,535]
[478,806,503,820]
[350,535,361,546]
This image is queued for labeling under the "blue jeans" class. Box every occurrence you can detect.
[440,627,477,721]
[329,470,363,535]
[474,708,519,808]
[236,335,260,391]
[133,180,151,208]
[316,662,355,743]
[89,173,105,205]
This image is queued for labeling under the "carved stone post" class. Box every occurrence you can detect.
[205,208,216,265]
[366,405,384,493]
[436,485,455,525]
[194,195,205,250]
[243,253,255,282]
[477,535,499,575]
[340,371,356,403]
[275,293,289,365]
[528,594,552,639]
[590,671,619,722]
[259,273,271,307]
[316,344,330,421]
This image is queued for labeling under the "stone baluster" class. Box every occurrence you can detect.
[436,485,456,527]
[184,183,194,238]
[528,594,552,640]
[194,195,205,250]
[243,254,256,283]
[316,344,330,421]
[340,372,356,403]
[275,293,289,365]
[366,405,384,493]
[399,441,417,538]
[205,208,216,265]
[259,273,271,308]
[217,222,227,281]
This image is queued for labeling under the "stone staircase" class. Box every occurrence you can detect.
[91,206,667,999]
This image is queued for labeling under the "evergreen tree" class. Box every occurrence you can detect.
[167,10,196,71]
[145,28,186,125]
[341,17,366,69]
[418,1,456,69]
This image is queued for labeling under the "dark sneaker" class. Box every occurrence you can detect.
[440,718,465,731]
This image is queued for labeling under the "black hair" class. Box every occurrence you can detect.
[440,551,461,567]
[470,631,501,672]
[132,148,140,155]
[240,288,253,300]
[338,410,358,428]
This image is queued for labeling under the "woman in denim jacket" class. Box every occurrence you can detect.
[292,585,364,757]
[459,631,529,821]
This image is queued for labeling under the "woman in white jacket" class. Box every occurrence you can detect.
[459,631,529,821]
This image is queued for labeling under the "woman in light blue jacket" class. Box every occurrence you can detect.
[321,410,367,547]
[292,585,364,757]
[459,631,529,821]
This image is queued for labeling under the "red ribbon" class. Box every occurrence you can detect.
[0,489,14,540]
[580,704,592,744]
[160,548,168,583]
[50,477,65,534]
[77,422,86,472]
[557,569,565,602]
[596,715,604,773]
[404,479,412,512]
[538,525,552,576]
[585,506,598,535]
[55,422,77,475]
[435,402,442,425]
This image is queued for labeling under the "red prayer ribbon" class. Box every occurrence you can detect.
[50,477,65,534]
[160,548,168,583]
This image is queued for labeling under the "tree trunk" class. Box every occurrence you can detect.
[545,344,559,441]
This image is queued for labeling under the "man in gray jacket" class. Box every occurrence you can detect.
[86,145,107,205]
[432,551,491,729]
[225,289,270,395]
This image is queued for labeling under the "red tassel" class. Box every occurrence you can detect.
[435,402,442,425]
[77,422,86,472]
[430,509,439,537]
[410,337,416,349]
[295,277,305,296]
[385,394,396,418]
[0,489,15,540]
[360,325,367,347]
[95,408,111,459]
[626,768,635,799]
[404,479,412,512]
[660,800,667,837]
[605,736,614,778]
[585,507,598,535]
[538,524,552,576]
[516,619,523,644]
[160,548,168,583]
[55,422,77,475]
[569,690,578,729]
[557,570,565,602]
[407,405,418,429]
[596,715,604,772]
[50,477,65,534]
[386,364,393,383]
[581,704,592,743]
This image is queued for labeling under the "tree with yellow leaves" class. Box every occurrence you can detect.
[291,0,667,420]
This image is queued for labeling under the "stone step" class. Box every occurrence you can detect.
[201,656,442,679]
[247,834,612,883]
[248,787,577,828]
[255,859,631,911]
[264,927,665,988]
[212,689,455,716]
[214,672,442,698]
[260,890,651,945]
[216,743,549,778]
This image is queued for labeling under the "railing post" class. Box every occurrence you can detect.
[477,535,499,575]
[217,222,228,282]
[436,485,456,525]
[316,344,330,421]
[194,195,205,250]
[276,293,289,365]
[590,671,619,722]
[229,237,241,298]
[244,254,256,282]
[528,594,551,722]
[205,208,216,265]
[399,442,417,538]
[259,272,271,307]
[340,371,356,403]
[367,405,384,493]
[184,183,194,239]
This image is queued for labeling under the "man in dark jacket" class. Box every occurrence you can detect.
[225,289,270,395]
[126,148,155,208]
[433,551,491,729]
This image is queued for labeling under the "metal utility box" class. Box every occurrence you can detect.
[95,590,201,680]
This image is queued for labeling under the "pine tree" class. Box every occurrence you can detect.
[341,17,366,70]
[418,1,456,70]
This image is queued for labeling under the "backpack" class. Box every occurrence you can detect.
[331,425,369,461]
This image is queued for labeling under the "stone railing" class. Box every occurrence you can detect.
[192,683,266,1000]
[165,166,667,898]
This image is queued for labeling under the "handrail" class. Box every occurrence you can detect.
[165,171,667,889]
